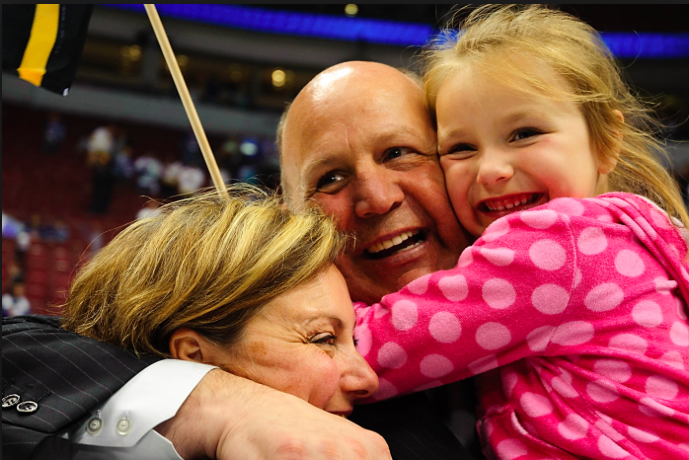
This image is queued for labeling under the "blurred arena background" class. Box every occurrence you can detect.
[2,4,689,316]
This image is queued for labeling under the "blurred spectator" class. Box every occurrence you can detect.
[161,159,183,197]
[42,112,66,154]
[113,142,135,183]
[219,136,243,178]
[2,211,23,239]
[87,125,116,214]
[42,217,71,243]
[134,152,163,197]
[25,213,44,242]
[15,230,31,272]
[136,200,161,220]
[5,262,24,287]
[177,164,206,195]
[2,280,31,317]
[181,132,203,166]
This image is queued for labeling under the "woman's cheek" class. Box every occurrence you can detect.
[306,355,340,409]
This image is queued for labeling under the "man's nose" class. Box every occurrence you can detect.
[340,348,379,400]
[353,167,404,218]
[476,149,514,186]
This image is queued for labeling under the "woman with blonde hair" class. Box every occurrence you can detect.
[62,184,377,420]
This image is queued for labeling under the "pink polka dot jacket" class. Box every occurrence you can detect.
[354,193,689,460]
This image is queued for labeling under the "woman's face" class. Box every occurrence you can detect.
[224,265,378,416]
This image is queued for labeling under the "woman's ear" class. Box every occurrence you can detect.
[169,328,217,363]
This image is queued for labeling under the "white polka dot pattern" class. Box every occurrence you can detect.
[391,300,418,331]
[597,435,629,458]
[531,284,570,314]
[631,300,663,327]
[351,193,689,460]
[557,414,589,440]
[670,321,689,346]
[438,274,468,301]
[529,239,566,271]
[428,312,461,343]
[476,322,511,350]
[520,392,553,417]
[584,283,624,312]
[521,209,558,229]
[419,354,453,378]
[481,247,515,266]
[482,278,516,309]
[377,342,407,369]
[406,274,430,295]
[615,249,645,277]
[578,227,608,255]
[495,439,527,460]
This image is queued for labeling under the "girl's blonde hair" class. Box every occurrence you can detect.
[62,184,346,357]
[423,4,689,231]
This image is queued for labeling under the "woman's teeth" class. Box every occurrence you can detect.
[483,193,537,212]
[367,230,419,255]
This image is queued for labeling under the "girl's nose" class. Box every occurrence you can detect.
[476,149,514,186]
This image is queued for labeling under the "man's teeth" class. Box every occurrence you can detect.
[484,194,535,212]
[367,230,419,254]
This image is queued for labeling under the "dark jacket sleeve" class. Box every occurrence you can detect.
[2,315,161,460]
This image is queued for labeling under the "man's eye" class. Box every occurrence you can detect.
[512,128,541,141]
[310,333,336,345]
[383,146,414,161]
[316,171,345,192]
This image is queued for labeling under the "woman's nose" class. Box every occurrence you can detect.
[476,149,514,186]
[340,348,379,399]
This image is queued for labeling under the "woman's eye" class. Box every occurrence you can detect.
[512,128,541,141]
[310,333,336,345]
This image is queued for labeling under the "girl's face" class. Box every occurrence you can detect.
[436,65,610,237]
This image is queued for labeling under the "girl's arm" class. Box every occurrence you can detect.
[354,207,579,398]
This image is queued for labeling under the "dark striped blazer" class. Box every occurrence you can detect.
[2,315,160,460]
[2,315,477,460]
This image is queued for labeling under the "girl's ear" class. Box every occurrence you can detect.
[169,328,223,364]
[598,109,625,175]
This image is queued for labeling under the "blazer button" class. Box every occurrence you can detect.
[87,416,104,435]
[2,394,21,408]
[17,401,39,413]
[117,417,132,436]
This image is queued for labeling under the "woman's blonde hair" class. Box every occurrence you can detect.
[423,4,689,230]
[62,184,346,357]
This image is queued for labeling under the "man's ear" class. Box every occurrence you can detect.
[169,328,218,363]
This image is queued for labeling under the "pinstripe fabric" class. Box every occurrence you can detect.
[2,315,160,460]
[350,391,479,460]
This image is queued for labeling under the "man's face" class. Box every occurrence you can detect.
[281,63,468,303]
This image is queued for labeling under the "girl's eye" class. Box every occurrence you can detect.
[512,128,541,141]
[310,333,336,345]
[442,143,476,159]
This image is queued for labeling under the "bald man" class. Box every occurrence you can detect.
[278,61,478,458]
[279,61,467,303]
[3,63,476,460]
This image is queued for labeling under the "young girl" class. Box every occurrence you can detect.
[354,5,689,460]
